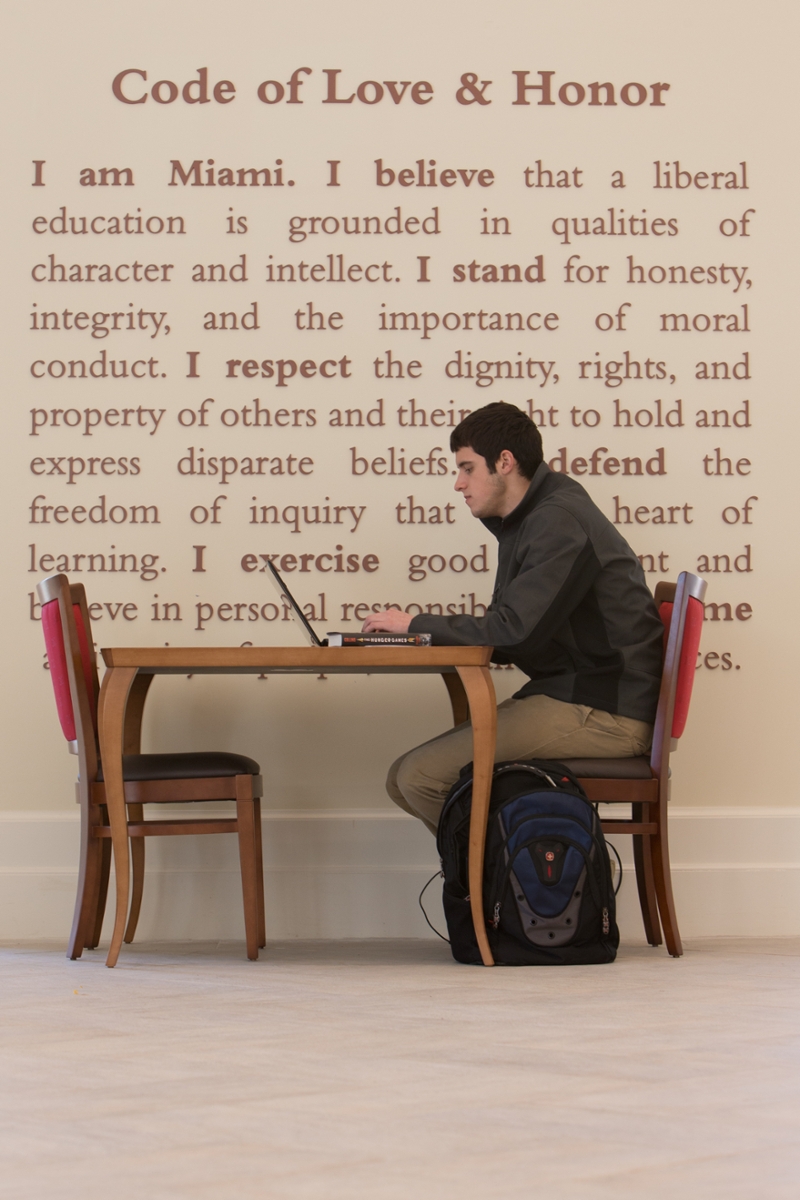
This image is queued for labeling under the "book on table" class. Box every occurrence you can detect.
[326,632,432,647]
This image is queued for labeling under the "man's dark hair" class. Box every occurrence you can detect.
[450,402,544,479]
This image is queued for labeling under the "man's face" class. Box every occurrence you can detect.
[454,447,508,519]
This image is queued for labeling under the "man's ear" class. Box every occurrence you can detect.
[495,449,518,476]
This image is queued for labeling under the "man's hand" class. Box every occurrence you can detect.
[361,608,413,634]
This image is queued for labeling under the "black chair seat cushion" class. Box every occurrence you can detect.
[97,752,260,782]
[560,755,653,780]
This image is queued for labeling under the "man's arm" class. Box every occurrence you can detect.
[362,506,598,641]
[404,507,598,647]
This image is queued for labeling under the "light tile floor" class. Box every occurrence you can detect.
[1,938,799,1199]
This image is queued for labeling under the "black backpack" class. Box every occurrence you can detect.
[435,760,619,966]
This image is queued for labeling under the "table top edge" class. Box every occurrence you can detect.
[101,645,494,668]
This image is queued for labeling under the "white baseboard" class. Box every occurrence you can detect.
[1,807,798,944]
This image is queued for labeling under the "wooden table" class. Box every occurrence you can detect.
[98,645,498,968]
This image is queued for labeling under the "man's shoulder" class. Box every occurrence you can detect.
[522,469,640,558]
[527,469,605,530]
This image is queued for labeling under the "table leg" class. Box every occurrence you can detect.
[97,666,138,968]
[456,665,497,967]
[440,671,469,727]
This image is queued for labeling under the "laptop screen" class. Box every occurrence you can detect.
[264,560,324,646]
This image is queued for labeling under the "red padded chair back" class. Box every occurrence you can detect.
[41,597,97,743]
[658,594,705,740]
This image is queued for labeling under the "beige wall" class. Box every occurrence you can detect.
[1,0,798,936]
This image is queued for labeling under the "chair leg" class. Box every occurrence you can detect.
[253,798,266,949]
[651,814,683,958]
[124,804,146,944]
[235,782,260,961]
[632,804,661,946]
[632,834,662,947]
[86,836,112,950]
[67,796,105,960]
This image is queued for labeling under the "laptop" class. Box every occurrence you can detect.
[265,560,327,646]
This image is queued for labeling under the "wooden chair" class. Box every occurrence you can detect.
[37,573,266,962]
[560,571,707,957]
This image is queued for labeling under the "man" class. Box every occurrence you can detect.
[362,401,664,835]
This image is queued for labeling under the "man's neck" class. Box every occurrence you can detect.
[497,472,533,518]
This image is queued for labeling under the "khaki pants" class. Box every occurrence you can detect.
[387,693,653,835]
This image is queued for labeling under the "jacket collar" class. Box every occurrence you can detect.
[480,462,553,538]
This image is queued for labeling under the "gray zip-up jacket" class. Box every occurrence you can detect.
[409,463,664,724]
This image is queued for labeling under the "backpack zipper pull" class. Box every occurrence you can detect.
[602,907,610,935]
[491,902,501,929]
